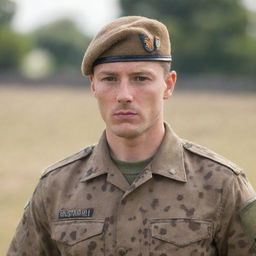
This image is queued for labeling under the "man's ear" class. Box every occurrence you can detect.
[89,75,96,95]
[163,71,177,99]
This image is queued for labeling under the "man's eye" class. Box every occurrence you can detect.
[134,76,149,82]
[102,77,116,81]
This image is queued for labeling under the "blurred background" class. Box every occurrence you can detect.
[1,0,256,87]
[0,0,256,254]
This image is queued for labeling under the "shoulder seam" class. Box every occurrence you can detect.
[40,145,94,179]
[182,140,242,175]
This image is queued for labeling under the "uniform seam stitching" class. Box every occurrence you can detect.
[39,180,52,233]
[215,174,234,250]
[41,147,94,179]
[182,141,241,175]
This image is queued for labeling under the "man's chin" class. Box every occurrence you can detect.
[110,123,141,139]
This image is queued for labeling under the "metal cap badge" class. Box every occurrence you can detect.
[139,34,161,53]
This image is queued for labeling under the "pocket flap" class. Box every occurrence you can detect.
[151,219,212,247]
[52,220,104,246]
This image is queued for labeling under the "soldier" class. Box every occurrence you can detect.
[7,16,256,256]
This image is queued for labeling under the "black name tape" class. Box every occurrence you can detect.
[59,208,94,219]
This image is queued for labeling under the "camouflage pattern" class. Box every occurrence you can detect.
[240,199,256,245]
[7,124,256,256]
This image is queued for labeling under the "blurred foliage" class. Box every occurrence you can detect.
[120,0,256,75]
[31,19,91,71]
[1,0,255,76]
[0,26,30,70]
[0,0,90,74]
[21,48,56,78]
[0,0,15,25]
[0,0,30,71]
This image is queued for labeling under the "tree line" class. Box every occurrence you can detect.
[0,0,255,78]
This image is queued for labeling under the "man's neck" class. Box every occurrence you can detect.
[106,122,165,162]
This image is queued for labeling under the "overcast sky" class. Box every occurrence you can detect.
[12,0,256,36]
[12,0,121,36]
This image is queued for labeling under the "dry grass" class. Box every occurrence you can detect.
[1,85,256,254]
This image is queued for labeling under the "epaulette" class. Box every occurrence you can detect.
[40,145,94,179]
[182,140,242,175]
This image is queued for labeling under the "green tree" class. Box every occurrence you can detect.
[0,26,29,70]
[32,19,91,70]
[120,0,256,75]
[0,0,30,71]
[0,0,15,25]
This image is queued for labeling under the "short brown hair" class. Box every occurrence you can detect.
[160,62,171,76]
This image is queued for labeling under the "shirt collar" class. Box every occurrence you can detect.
[80,131,130,191]
[80,122,187,188]
[150,123,187,183]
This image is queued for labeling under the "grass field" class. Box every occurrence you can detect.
[1,85,256,254]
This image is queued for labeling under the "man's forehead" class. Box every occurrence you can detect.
[93,61,162,75]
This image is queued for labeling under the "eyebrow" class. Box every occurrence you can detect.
[131,71,153,76]
[96,69,155,77]
[96,71,117,76]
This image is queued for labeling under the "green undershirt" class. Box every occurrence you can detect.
[111,155,154,185]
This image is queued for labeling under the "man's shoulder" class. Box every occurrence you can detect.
[182,139,242,175]
[40,145,95,179]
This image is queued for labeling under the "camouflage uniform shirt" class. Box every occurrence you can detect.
[8,124,256,256]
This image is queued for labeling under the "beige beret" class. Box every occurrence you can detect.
[81,16,172,75]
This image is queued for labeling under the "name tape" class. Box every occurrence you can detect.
[59,208,94,219]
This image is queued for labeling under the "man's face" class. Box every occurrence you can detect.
[90,61,176,139]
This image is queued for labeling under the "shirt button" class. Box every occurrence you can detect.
[184,142,193,148]
[168,168,176,175]
[117,247,127,256]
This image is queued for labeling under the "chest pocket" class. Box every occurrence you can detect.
[150,219,212,255]
[51,219,104,246]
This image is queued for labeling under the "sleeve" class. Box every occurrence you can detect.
[7,180,60,256]
[215,172,256,256]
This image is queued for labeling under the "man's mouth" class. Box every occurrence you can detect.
[114,110,137,119]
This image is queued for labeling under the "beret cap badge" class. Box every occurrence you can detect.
[139,34,161,53]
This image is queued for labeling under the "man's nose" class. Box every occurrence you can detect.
[116,80,133,103]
